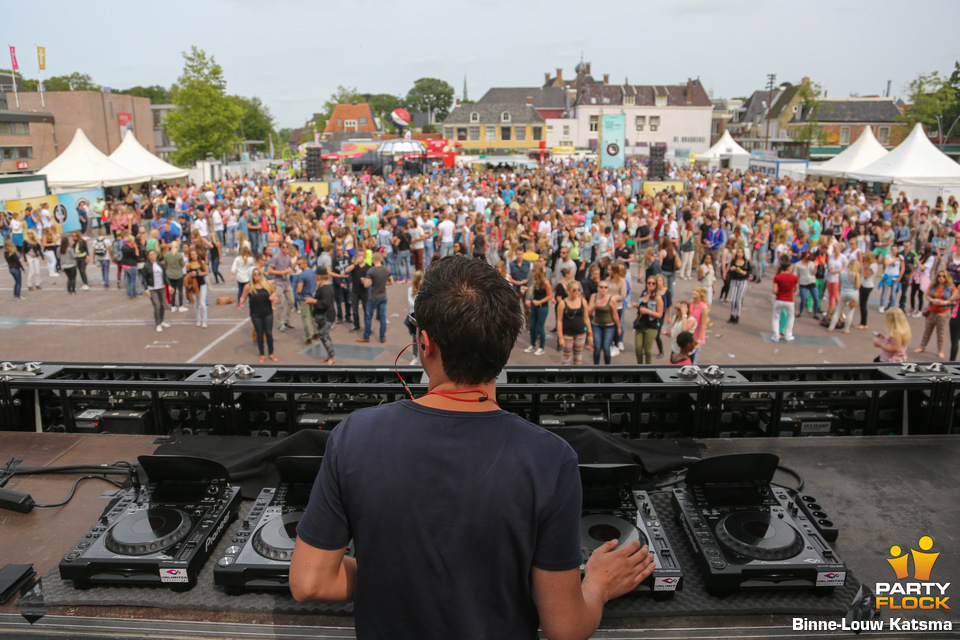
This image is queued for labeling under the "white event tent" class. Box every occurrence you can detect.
[110,129,189,181]
[694,130,750,170]
[807,126,888,178]
[37,129,151,193]
[846,123,960,188]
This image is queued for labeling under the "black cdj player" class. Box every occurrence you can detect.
[672,453,846,596]
[579,464,683,598]
[214,456,324,592]
[59,456,241,591]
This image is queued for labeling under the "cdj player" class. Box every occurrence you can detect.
[579,464,683,598]
[672,453,846,596]
[59,456,240,591]
[214,456,325,592]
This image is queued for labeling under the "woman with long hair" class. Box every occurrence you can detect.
[633,275,664,364]
[828,259,861,334]
[689,286,711,364]
[557,279,591,365]
[608,262,629,353]
[41,227,59,278]
[679,221,696,280]
[22,229,43,290]
[659,236,680,298]
[164,240,187,312]
[4,239,24,301]
[72,231,90,291]
[59,235,78,294]
[854,252,879,329]
[698,253,716,302]
[664,299,697,361]
[718,237,736,301]
[141,249,170,333]
[186,247,209,328]
[908,245,936,317]
[231,244,256,303]
[523,262,552,356]
[794,250,819,318]
[873,308,911,363]
[239,267,278,363]
[726,246,751,324]
[913,270,955,359]
[588,279,621,365]
[208,233,225,284]
[406,270,424,365]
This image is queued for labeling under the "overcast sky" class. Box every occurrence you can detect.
[6,0,958,129]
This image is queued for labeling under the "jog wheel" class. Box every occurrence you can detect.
[252,512,302,561]
[580,514,645,554]
[715,511,804,560]
[104,508,192,555]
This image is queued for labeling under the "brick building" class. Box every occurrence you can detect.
[322,103,380,139]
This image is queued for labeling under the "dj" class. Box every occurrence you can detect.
[291,256,654,639]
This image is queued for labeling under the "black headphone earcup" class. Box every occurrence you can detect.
[420,344,426,350]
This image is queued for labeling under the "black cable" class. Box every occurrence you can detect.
[11,464,133,476]
[773,464,804,493]
[33,475,125,509]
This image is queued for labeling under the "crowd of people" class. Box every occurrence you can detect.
[3,156,960,364]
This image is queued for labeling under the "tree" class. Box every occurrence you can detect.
[234,96,275,151]
[118,85,172,103]
[323,85,363,116]
[164,46,242,166]
[43,72,100,92]
[792,81,829,149]
[942,61,960,142]
[897,70,958,143]
[405,77,455,122]
[368,93,403,132]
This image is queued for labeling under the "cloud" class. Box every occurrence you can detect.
[407,55,443,65]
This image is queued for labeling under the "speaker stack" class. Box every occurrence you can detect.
[649,146,666,180]
[305,147,322,180]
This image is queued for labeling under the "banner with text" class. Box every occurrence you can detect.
[600,114,625,169]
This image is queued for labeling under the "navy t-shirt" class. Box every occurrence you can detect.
[297,400,582,640]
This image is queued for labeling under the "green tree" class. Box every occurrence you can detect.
[43,72,100,92]
[897,70,958,143]
[323,85,363,116]
[942,61,960,141]
[368,92,403,132]
[234,95,276,151]
[405,77,455,122]
[118,85,172,103]
[164,46,242,166]
[0,68,35,91]
[792,81,829,149]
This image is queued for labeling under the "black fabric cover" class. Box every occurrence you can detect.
[546,426,703,474]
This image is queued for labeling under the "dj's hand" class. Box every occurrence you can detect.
[583,539,655,602]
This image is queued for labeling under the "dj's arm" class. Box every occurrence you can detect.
[289,540,356,602]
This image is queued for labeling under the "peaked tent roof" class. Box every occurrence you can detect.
[696,130,750,160]
[846,123,960,186]
[807,126,889,177]
[109,129,189,181]
[38,129,151,191]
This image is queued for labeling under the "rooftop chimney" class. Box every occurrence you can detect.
[545,72,551,83]
[686,78,693,104]
[526,96,533,107]
[603,74,609,85]
[586,62,591,75]
[556,68,563,83]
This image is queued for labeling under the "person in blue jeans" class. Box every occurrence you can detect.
[878,245,904,312]
[4,240,24,300]
[358,251,393,343]
[523,263,553,356]
[119,234,140,299]
[589,280,622,364]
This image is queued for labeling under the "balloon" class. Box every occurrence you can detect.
[390,108,411,129]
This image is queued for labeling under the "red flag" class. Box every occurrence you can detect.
[9,45,18,71]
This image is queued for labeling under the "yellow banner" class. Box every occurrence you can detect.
[642,181,685,196]
[288,181,330,198]
[552,146,576,155]
[37,46,46,71]
[4,194,59,216]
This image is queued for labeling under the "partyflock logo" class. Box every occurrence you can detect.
[875,536,949,611]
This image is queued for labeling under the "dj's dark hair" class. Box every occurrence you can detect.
[415,256,522,385]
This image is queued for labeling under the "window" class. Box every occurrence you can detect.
[532,126,542,141]
[0,146,32,159]
[635,116,645,132]
[563,125,570,136]
[546,125,554,132]
[624,96,635,105]
[878,126,890,145]
[456,127,468,141]
[501,111,511,123]
[470,112,479,123]
[444,126,454,140]
[515,126,526,141]
[468,126,480,141]
[712,122,720,134]
[560,140,573,147]
[501,126,511,141]
[485,126,496,141]
[589,116,599,132]
[655,95,667,107]
[840,126,850,145]
[649,116,660,132]
[344,119,357,129]
[337,118,342,126]
[0,122,29,135]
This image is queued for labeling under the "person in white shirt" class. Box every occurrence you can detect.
[212,208,225,246]
[437,214,456,258]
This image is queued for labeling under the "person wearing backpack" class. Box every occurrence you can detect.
[93,229,112,288]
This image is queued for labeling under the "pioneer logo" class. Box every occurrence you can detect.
[876,535,951,614]
[165,569,183,575]
[661,578,677,584]
[205,516,229,553]
[823,572,840,579]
